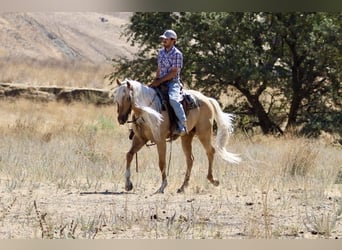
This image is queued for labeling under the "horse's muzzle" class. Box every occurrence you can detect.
[118,118,125,125]
[118,114,128,124]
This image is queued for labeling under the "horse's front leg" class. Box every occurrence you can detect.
[177,131,196,193]
[155,141,167,194]
[125,136,146,191]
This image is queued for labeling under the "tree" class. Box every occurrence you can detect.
[273,13,342,134]
[109,12,341,135]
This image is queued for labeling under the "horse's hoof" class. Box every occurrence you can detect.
[125,182,133,191]
[212,180,220,186]
[155,189,164,194]
[177,187,184,193]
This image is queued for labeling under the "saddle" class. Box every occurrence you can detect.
[154,85,199,134]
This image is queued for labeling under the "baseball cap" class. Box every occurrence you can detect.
[159,29,177,40]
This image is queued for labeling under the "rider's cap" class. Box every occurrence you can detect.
[159,29,177,40]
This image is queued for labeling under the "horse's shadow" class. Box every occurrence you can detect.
[79,190,135,196]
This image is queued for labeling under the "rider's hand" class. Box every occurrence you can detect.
[149,79,160,87]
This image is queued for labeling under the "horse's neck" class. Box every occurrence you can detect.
[135,85,160,109]
[131,84,164,141]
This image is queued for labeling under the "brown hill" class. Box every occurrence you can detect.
[0,12,137,63]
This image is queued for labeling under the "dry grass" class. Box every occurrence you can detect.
[0,99,341,239]
[0,58,113,88]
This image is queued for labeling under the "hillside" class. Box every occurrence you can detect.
[0,12,137,63]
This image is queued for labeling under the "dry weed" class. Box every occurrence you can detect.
[281,138,320,177]
[0,58,113,88]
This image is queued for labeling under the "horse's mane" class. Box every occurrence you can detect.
[121,79,164,140]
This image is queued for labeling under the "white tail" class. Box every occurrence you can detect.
[208,98,241,164]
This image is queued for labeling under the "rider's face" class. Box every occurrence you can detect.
[162,38,174,49]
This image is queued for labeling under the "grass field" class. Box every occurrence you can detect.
[0,99,341,239]
[0,59,113,88]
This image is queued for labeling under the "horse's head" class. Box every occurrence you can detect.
[114,79,132,124]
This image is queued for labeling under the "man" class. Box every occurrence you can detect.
[149,29,187,136]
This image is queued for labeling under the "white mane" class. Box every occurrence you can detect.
[119,79,164,140]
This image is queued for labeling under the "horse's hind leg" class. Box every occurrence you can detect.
[198,133,219,187]
[125,136,146,191]
[177,130,196,193]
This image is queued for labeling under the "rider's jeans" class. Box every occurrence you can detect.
[167,80,187,130]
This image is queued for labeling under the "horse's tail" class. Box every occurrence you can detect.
[208,98,241,164]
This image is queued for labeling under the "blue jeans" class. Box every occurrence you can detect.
[167,80,186,129]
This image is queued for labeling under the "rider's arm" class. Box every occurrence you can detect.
[150,67,179,87]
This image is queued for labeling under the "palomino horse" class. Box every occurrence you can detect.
[114,79,241,193]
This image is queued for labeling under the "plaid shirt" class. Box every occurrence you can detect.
[157,46,183,81]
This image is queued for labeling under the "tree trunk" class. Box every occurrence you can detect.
[238,87,283,134]
[286,52,304,131]
[284,36,305,131]
[286,87,302,130]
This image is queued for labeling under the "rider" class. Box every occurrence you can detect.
[149,29,187,136]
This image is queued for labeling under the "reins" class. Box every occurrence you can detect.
[127,119,137,124]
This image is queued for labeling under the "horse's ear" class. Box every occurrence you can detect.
[126,81,132,90]
[116,79,122,86]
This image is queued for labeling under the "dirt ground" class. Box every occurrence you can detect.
[0,173,341,239]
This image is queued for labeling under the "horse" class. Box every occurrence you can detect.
[114,79,241,193]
